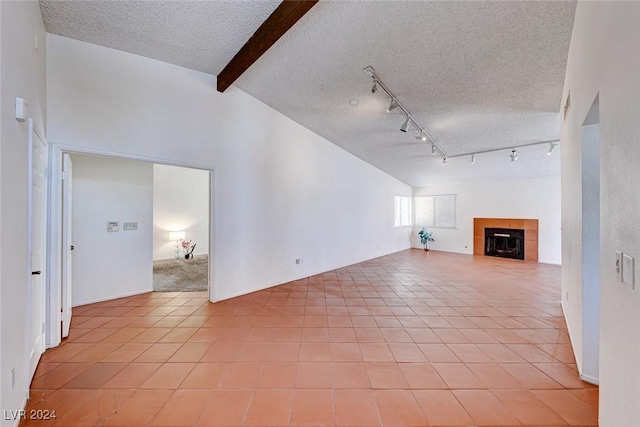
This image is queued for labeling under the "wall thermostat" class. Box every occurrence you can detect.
[107,221,119,232]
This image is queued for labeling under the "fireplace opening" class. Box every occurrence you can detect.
[484,228,525,260]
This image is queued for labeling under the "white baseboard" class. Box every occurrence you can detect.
[580,373,599,385]
[9,394,29,427]
[213,282,275,303]
[73,289,152,307]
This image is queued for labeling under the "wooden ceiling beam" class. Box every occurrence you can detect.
[216,0,319,92]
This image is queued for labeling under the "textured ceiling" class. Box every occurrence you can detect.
[40,0,281,75]
[40,0,575,187]
[236,1,575,186]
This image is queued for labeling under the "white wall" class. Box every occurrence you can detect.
[561,3,640,425]
[0,1,3,420]
[71,154,153,306]
[0,2,46,425]
[412,176,561,264]
[153,164,209,260]
[47,35,412,302]
[0,0,3,418]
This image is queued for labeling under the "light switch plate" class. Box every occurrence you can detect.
[15,97,27,122]
[615,251,622,278]
[622,254,635,289]
[107,221,119,232]
[123,222,137,231]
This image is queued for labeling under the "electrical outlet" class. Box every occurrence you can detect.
[615,251,622,277]
[123,222,137,231]
[10,368,15,390]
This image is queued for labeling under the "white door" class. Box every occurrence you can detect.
[27,119,48,379]
[61,153,73,338]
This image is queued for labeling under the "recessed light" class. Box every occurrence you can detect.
[349,99,359,105]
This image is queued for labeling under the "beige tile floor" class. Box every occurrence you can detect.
[23,249,598,426]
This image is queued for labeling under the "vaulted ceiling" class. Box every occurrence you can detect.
[40,0,576,187]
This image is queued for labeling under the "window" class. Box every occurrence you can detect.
[414,194,456,228]
[394,196,413,227]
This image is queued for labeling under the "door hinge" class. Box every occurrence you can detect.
[42,322,46,334]
[62,171,68,181]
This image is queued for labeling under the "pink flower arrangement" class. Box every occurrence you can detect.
[179,239,196,258]
[180,239,192,251]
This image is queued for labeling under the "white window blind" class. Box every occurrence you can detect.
[414,194,456,228]
[394,196,413,227]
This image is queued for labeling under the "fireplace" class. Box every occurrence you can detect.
[474,218,538,261]
[484,228,525,260]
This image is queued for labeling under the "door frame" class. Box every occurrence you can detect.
[47,143,218,347]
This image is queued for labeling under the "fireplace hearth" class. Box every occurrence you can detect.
[484,228,525,260]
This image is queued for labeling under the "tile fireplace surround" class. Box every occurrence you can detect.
[474,218,539,262]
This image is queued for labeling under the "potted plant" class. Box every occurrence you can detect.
[418,228,435,251]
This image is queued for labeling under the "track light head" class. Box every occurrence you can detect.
[431,144,436,155]
[547,143,558,155]
[510,149,518,162]
[471,154,476,164]
[371,81,378,94]
[442,157,448,165]
[387,99,398,113]
[400,116,411,132]
[415,132,427,141]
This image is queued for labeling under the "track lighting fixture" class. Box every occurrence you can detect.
[400,116,411,132]
[445,139,559,162]
[362,66,447,160]
[387,99,399,113]
[364,66,561,167]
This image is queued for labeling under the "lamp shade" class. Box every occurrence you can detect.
[169,231,185,241]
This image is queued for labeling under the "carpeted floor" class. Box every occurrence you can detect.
[152,254,208,292]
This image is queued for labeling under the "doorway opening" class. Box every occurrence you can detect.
[152,164,210,292]
[580,94,600,383]
[48,145,215,347]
